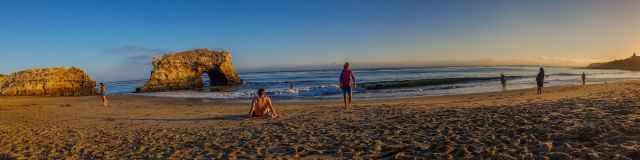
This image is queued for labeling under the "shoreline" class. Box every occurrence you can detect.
[2,80,640,159]
[1,79,622,106]
[114,80,616,103]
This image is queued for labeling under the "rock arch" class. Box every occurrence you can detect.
[140,49,242,92]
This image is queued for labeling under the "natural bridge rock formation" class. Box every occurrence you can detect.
[140,49,242,92]
[0,67,97,96]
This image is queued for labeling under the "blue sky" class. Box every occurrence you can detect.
[1,0,639,81]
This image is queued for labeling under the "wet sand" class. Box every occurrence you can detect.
[2,81,640,159]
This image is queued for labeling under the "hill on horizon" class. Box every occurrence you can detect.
[588,53,640,70]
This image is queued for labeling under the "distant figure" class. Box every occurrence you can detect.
[99,83,108,107]
[249,88,279,119]
[581,72,586,86]
[500,73,507,90]
[536,67,545,95]
[288,81,294,90]
[340,62,356,111]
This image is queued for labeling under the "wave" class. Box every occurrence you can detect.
[549,73,581,76]
[136,84,346,99]
[359,76,524,90]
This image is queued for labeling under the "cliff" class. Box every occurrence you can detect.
[587,54,640,70]
[140,48,242,92]
[0,67,97,96]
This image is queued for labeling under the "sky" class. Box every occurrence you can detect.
[1,0,639,81]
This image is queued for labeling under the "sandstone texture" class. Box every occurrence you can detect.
[0,74,6,86]
[0,67,96,96]
[141,48,241,92]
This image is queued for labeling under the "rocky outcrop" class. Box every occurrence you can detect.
[0,74,6,86]
[140,48,242,92]
[588,53,640,70]
[0,67,97,96]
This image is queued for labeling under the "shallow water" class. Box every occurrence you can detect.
[104,66,640,100]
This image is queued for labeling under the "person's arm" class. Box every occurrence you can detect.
[267,97,278,118]
[248,99,256,117]
[351,71,356,88]
[338,71,344,86]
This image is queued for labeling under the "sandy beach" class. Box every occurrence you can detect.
[2,81,640,159]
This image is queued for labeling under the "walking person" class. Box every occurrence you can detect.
[99,83,108,107]
[500,73,507,90]
[339,62,356,111]
[536,67,545,95]
[581,72,586,86]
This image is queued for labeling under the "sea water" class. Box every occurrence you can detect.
[104,66,640,100]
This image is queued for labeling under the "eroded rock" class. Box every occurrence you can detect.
[0,74,6,86]
[0,67,96,96]
[140,48,241,92]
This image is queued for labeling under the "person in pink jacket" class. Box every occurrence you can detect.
[339,62,356,110]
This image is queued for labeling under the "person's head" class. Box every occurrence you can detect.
[539,67,544,72]
[343,62,350,70]
[257,88,266,97]
[100,83,104,86]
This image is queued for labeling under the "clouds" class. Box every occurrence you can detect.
[103,45,170,64]
[105,45,166,55]
[96,45,173,81]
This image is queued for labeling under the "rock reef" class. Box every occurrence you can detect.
[0,67,96,96]
[587,53,640,70]
[140,48,241,92]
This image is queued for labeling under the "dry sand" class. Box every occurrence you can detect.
[2,81,640,159]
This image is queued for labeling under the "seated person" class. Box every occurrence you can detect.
[249,88,279,118]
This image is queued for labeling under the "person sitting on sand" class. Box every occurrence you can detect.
[536,67,545,95]
[249,88,279,118]
[340,62,356,110]
[99,83,108,107]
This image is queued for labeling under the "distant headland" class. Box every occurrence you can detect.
[587,52,640,70]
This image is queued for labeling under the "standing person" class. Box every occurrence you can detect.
[500,73,507,90]
[339,62,356,111]
[288,81,294,90]
[99,83,108,107]
[581,72,586,86]
[248,88,279,119]
[536,67,545,95]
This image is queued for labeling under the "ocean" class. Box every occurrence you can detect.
[105,66,640,100]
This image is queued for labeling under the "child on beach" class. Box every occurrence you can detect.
[536,67,545,95]
[99,83,108,107]
[248,88,279,119]
[340,62,356,110]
